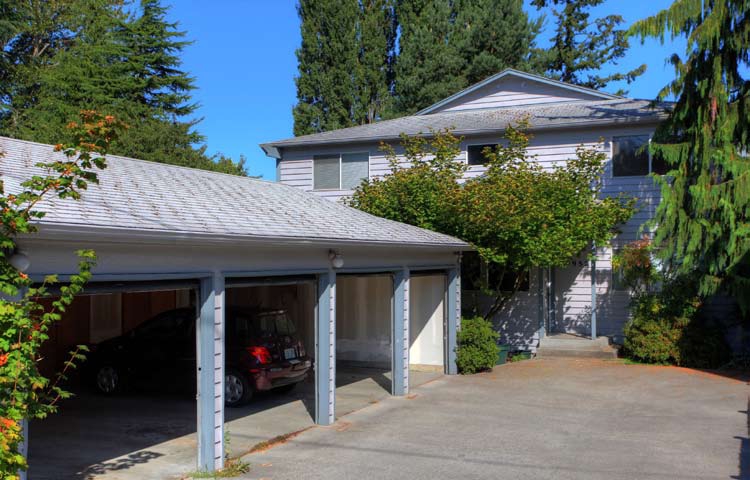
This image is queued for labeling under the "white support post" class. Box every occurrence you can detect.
[446,265,460,375]
[392,268,410,396]
[315,270,336,425]
[197,273,225,472]
[591,245,597,340]
[537,267,546,340]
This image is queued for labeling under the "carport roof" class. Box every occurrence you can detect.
[0,137,467,248]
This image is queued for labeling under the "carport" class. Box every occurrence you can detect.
[3,137,466,475]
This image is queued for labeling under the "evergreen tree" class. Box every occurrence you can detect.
[391,0,537,116]
[293,0,360,136]
[354,0,397,124]
[0,0,246,175]
[530,0,645,94]
[630,0,750,312]
[453,0,540,85]
[391,0,463,115]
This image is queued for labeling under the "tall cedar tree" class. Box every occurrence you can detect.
[294,0,395,135]
[530,0,646,94]
[630,0,750,313]
[392,0,537,115]
[0,0,245,175]
[391,0,463,116]
[355,0,397,124]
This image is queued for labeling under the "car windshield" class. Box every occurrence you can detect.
[232,311,296,339]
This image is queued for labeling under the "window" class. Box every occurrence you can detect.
[313,152,369,190]
[467,144,497,166]
[612,135,668,177]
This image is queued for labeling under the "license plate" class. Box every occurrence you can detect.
[284,348,297,360]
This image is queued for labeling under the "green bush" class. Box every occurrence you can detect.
[623,278,730,368]
[456,317,499,374]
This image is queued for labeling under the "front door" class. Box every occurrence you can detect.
[553,252,592,336]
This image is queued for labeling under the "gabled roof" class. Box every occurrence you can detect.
[261,99,668,156]
[416,68,621,115]
[0,137,467,248]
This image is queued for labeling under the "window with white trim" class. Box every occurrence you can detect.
[612,135,667,177]
[313,152,369,190]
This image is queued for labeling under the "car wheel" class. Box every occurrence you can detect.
[273,383,296,395]
[96,365,122,394]
[225,369,252,407]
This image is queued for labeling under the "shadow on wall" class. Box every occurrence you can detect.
[462,286,539,350]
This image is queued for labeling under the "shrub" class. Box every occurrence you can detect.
[456,317,499,374]
[623,277,730,368]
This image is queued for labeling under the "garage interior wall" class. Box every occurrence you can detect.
[39,290,192,377]
[409,275,445,369]
[336,275,392,367]
[225,283,316,359]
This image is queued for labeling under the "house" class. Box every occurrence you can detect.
[261,68,671,351]
[1,136,468,475]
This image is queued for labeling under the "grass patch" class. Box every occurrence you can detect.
[183,458,250,479]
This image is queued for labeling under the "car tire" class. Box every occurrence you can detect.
[95,364,123,395]
[225,369,252,407]
[273,383,297,395]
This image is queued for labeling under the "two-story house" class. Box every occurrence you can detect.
[261,69,670,352]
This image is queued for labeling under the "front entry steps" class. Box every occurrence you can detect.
[536,334,619,359]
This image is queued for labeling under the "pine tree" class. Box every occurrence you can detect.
[531,0,646,94]
[293,0,360,136]
[630,0,750,312]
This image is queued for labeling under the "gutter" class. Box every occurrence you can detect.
[28,222,471,251]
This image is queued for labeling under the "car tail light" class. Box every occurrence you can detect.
[247,346,272,365]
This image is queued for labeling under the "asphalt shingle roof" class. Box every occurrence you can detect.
[0,137,466,248]
[261,99,669,151]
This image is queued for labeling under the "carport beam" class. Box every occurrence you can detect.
[197,274,225,472]
[315,271,336,425]
[392,269,410,396]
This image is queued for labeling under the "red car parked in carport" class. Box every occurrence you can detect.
[88,307,312,407]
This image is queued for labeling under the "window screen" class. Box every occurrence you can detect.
[612,135,649,176]
[341,152,369,189]
[313,154,340,190]
[467,144,496,166]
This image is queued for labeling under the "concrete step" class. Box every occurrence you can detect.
[537,335,618,359]
[536,347,618,359]
[540,336,611,349]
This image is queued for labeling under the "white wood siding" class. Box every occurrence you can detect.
[277,123,660,345]
[432,76,602,113]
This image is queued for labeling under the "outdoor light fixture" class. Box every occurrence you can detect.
[8,250,30,273]
[328,250,344,269]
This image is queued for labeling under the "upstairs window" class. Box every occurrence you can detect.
[612,135,668,177]
[467,144,497,166]
[313,152,369,190]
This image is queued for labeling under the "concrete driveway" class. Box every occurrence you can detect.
[241,359,750,480]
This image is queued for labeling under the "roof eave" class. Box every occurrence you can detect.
[264,115,667,151]
[30,222,471,251]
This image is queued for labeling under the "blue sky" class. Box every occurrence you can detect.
[167,0,684,180]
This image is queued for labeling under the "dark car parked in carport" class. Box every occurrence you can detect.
[88,307,312,407]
